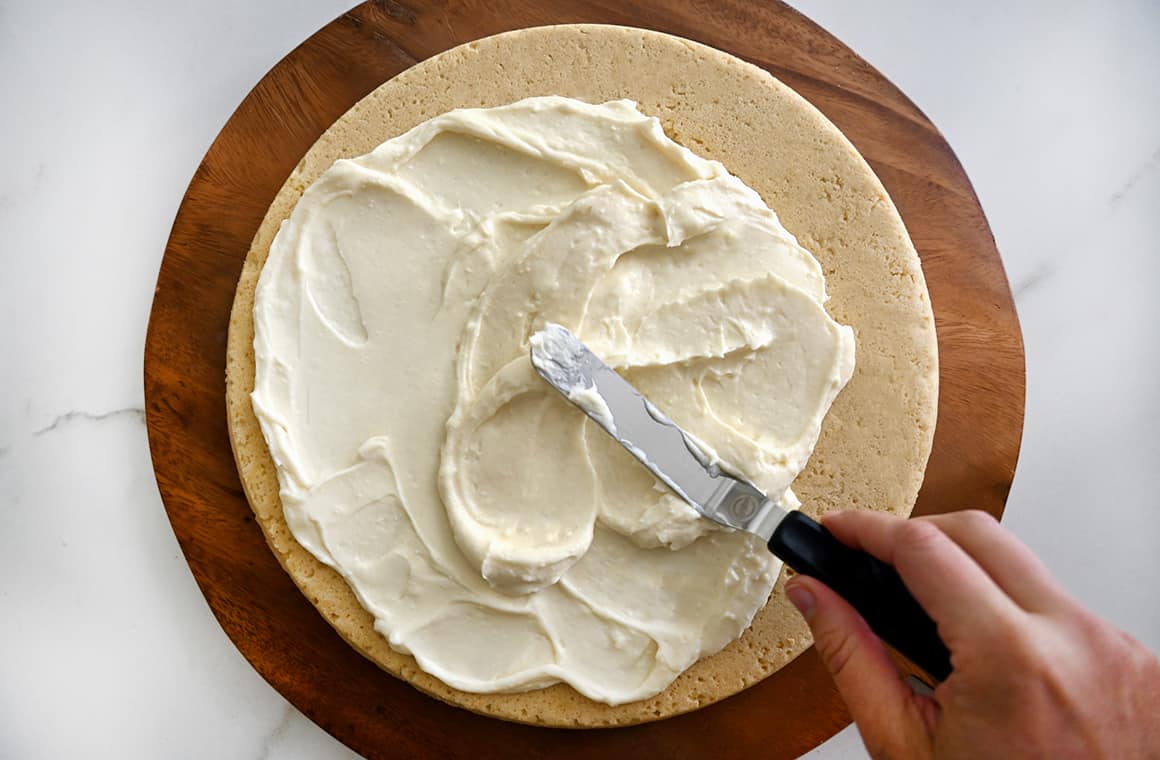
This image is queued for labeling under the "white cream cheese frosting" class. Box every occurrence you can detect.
[252,96,855,705]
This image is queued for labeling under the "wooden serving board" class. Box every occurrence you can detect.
[144,2,1025,757]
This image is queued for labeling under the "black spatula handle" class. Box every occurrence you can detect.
[769,510,952,682]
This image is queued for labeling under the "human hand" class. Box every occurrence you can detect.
[785,510,1160,759]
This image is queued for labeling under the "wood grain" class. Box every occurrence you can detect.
[143,1,1025,757]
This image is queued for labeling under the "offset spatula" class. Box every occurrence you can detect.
[530,323,952,682]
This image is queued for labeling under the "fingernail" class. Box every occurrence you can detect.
[786,581,816,620]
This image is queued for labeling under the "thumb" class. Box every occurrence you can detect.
[786,576,933,759]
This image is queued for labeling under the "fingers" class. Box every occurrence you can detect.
[920,511,1074,613]
[827,510,1074,614]
[787,575,935,758]
[822,510,1022,645]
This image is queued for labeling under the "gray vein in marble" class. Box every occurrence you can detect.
[33,407,146,436]
[255,703,295,760]
[1012,260,1058,298]
[1014,144,1158,301]
[1111,145,1160,207]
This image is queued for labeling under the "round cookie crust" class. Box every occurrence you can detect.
[225,24,937,728]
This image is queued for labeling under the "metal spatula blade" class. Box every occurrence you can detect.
[529,322,953,682]
[529,322,788,540]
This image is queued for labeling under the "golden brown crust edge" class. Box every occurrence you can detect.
[224,24,938,728]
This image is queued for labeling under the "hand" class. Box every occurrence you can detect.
[785,510,1160,759]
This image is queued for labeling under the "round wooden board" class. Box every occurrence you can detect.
[144,2,1025,757]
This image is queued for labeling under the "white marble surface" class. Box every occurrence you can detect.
[1,1,1157,757]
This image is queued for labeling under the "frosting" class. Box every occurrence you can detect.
[252,97,855,704]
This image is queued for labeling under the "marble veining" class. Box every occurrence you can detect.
[256,704,298,760]
[1,2,1157,759]
[33,407,146,437]
[1110,145,1160,206]
[1011,261,1058,298]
